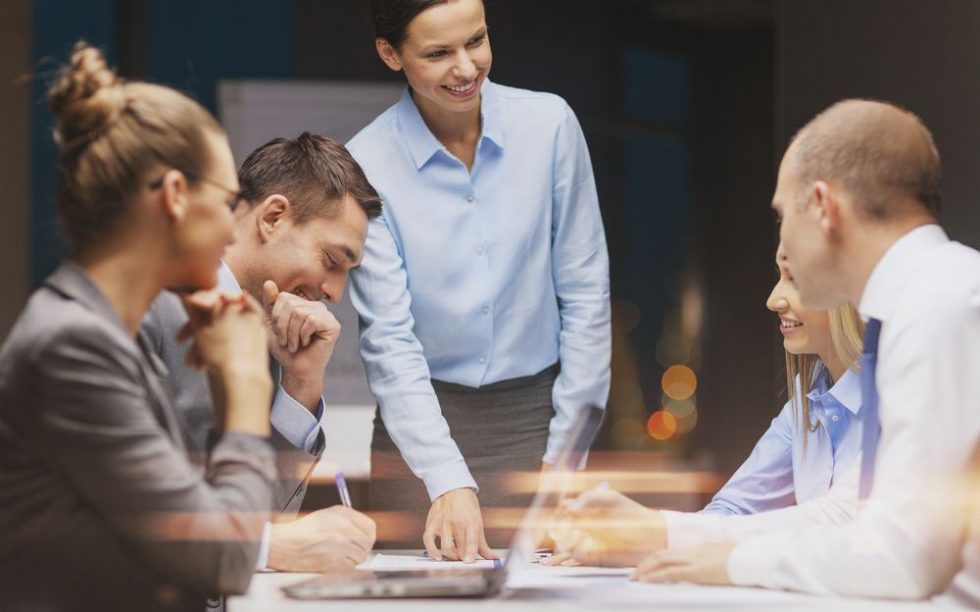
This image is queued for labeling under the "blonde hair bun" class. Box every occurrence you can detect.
[48,42,126,151]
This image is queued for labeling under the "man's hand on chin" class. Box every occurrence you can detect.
[262,280,341,412]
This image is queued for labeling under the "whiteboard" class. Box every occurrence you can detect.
[218,80,403,408]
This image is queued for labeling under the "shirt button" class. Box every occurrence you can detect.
[482,306,490,315]
[476,247,484,256]
[479,356,487,364]
[466,195,476,203]
[831,414,840,422]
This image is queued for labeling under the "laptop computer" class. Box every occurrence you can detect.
[281,405,605,600]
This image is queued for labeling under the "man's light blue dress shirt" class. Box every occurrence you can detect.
[703,365,864,515]
[347,81,611,500]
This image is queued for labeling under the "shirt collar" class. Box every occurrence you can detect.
[217,260,243,294]
[479,80,505,150]
[859,224,948,322]
[806,365,862,415]
[395,79,505,170]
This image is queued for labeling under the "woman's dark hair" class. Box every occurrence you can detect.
[238,132,382,222]
[49,41,223,253]
[369,0,454,49]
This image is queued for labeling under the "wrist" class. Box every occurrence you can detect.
[645,509,668,550]
[214,361,271,388]
[218,367,272,437]
[281,372,324,413]
[266,522,288,570]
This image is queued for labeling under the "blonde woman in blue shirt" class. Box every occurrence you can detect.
[548,245,866,566]
[348,0,610,562]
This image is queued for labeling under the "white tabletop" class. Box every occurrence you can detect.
[228,553,947,612]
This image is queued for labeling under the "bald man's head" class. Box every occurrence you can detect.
[786,99,941,221]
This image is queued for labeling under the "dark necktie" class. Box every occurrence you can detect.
[858,317,883,500]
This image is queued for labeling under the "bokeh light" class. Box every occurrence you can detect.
[612,300,642,334]
[663,396,696,419]
[647,410,677,440]
[661,364,697,400]
[657,395,699,436]
[655,334,691,366]
[611,417,647,449]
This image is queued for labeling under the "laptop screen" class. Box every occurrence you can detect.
[502,405,605,576]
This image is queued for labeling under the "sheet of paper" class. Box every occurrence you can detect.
[505,565,823,606]
[364,553,503,571]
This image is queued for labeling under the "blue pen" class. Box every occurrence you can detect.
[335,471,353,508]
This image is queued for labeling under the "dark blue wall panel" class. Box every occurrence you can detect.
[30,1,295,285]
[31,0,115,285]
[148,0,295,113]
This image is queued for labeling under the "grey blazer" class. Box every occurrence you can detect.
[0,262,276,612]
[141,288,325,518]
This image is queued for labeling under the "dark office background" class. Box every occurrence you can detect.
[3,0,980,487]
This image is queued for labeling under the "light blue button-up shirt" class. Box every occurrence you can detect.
[347,81,611,500]
[703,365,864,515]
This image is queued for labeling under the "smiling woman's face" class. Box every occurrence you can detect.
[766,245,832,357]
[381,0,491,118]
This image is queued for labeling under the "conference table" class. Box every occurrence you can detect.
[228,551,950,611]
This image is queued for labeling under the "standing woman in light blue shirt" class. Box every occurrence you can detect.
[548,245,868,566]
[348,0,610,561]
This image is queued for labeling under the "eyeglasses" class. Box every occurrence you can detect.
[148,172,249,212]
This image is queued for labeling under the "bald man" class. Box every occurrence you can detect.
[629,100,980,604]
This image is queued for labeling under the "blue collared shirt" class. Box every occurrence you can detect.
[703,365,864,515]
[348,81,611,500]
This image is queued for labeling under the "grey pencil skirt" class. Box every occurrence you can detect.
[369,364,558,548]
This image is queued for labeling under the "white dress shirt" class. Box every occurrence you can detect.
[727,225,980,600]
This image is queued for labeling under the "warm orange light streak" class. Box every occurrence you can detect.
[502,470,723,495]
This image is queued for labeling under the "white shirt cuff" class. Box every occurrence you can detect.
[727,535,781,587]
[421,459,479,501]
[661,510,720,550]
[269,385,325,453]
[254,521,272,570]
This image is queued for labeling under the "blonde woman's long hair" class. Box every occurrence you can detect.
[785,303,864,447]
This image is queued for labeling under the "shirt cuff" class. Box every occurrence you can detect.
[254,521,272,570]
[421,459,479,501]
[542,443,563,465]
[727,535,781,587]
[269,385,325,453]
[661,510,711,550]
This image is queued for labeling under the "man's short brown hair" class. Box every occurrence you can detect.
[238,132,382,222]
[789,99,941,220]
